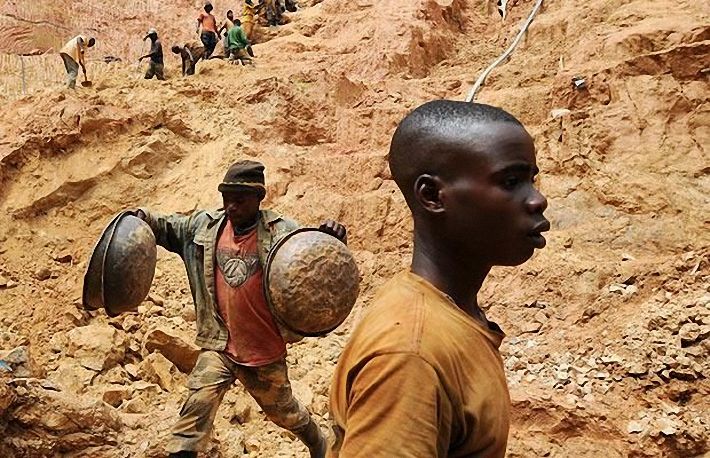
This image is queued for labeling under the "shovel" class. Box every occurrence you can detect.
[81,80,93,87]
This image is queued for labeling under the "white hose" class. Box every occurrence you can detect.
[466,0,545,102]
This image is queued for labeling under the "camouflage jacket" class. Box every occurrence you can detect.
[140,208,300,350]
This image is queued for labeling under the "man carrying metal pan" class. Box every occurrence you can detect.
[131,160,346,458]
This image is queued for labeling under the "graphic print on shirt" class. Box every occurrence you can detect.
[216,247,260,288]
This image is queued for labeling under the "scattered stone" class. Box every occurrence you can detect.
[53,250,73,263]
[678,322,701,345]
[50,360,96,393]
[143,328,200,373]
[0,346,36,377]
[601,354,622,364]
[627,363,648,376]
[49,333,68,353]
[123,397,148,413]
[147,293,165,307]
[63,309,86,327]
[66,323,129,371]
[34,267,52,281]
[229,396,254,425]
[521,321,543,334]
[120,315,142,333]
[657,417,678,435]
[102,385,133,407]
[291,379,314,407]
[124,363,140,379]
[533,310,548,323]
[139,352,179,392]
[627,420,645,434]
[0,275,8,287]
[181,304,196,323]
[244,438,261,453]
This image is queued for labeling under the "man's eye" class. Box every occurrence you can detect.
[503,176,520,189]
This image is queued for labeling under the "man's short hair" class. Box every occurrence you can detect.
[389,100,523,204]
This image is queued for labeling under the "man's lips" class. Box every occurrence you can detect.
[527,220,551,248]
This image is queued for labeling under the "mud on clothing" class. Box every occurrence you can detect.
[329,271,511,458]
[60,53,79,88]
[60,34,87,88]
[214,220,286,366]
[145,62,165,80]
[200,31,219,58]
[60,35,87,65]
[166,351,311,453]
[138,208,301,350]
[179,42,206,75]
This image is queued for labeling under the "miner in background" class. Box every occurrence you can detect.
[329,100,550,457]
[131,160,345,458]
[171,42,206,76]
[241,0,260,40]
[226,19,254,65]
[59,35,95,88]
[197,1,219,58]
[139,28,164,80]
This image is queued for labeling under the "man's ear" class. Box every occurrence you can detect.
[413,174,445,214]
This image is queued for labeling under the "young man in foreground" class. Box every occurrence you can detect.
[329,100,550,457]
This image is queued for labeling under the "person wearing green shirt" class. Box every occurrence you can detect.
[227,19,253,65]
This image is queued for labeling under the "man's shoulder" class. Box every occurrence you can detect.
[345,273,480,364]
[346,274,430,356]
[261,209,298,231]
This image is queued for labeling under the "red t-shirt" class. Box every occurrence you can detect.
[214,220,286,366]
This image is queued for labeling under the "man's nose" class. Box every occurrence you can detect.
[526,188,548,214]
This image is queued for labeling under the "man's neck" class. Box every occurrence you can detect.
[232,214,259,235]
[410,230,490,320]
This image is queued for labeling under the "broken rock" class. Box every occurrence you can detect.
[143,328,200,373]
[0,346,33,377]
[34,267,52,281]
[138,352,179,392]
[678,322,701,345]
[50,360,96,393]
[102,385,133,408]
[66,323,129,371]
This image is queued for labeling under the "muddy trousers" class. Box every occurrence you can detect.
[60,53,79,88]
[166,351,324,455]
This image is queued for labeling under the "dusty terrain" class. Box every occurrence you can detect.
[0,0,708,457]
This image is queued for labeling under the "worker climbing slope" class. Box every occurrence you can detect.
[130,160,346,458]
[197,2,219,58]
[139,28,164,80]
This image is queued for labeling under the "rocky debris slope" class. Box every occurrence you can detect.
[0,0,708,456]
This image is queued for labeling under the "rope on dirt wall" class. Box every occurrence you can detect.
[465,0,545,102]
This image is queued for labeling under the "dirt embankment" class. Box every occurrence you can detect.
[0,0,708,457]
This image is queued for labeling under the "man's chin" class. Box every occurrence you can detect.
[498,247,535,267]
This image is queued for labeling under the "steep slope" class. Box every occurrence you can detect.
[0,0,708,457]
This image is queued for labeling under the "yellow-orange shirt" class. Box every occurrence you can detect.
[241,3,257,23]
[329,271,510,457]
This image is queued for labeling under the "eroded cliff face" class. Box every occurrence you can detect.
[0,0,708,456]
